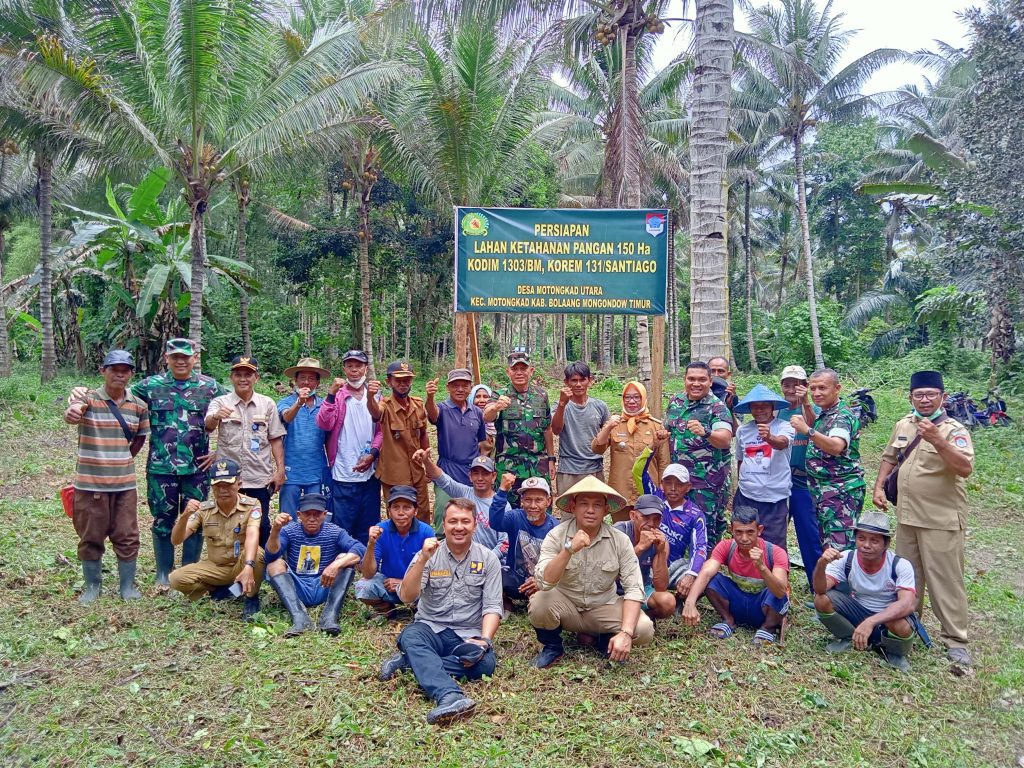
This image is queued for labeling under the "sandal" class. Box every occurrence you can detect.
[709,622,734,640]
[753,629,777,646]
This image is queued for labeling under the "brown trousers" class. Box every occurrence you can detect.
[169,550,266,599]
[382,476,431,524]
[896,523,969,648]
[72,488,139,562]
[528,588,655,644]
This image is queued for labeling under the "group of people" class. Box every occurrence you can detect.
[63,340,976,724]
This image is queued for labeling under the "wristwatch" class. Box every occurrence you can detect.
[563,539,574,552]
[244,559,256,568]
[807,427,817,438]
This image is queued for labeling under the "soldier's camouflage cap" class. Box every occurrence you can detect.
[210,459,241,484]
[165,337,196,355]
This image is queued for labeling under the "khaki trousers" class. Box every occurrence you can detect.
[895,523,968,648]
[528,587,655,644]
[169,550,266,600]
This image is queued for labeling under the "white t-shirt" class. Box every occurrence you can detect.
[332,395,375,482]
[825,550,916,614]
[736,418,795,502]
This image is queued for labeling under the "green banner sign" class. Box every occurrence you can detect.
[455,207,669,315]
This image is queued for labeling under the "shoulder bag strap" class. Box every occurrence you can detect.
[104,398,137,444]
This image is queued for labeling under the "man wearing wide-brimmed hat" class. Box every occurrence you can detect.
[528,476,654,669]
[812,511,918,671]
[733,384,796,549]
[277,357,332,519]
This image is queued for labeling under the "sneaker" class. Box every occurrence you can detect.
[947,647,972,666]
[378,652,410,682]
[426,692,476,725]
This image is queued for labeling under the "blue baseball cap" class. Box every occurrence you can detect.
[209,459,241,484]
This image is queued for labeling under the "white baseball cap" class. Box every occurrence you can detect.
[780,365,808,382]
[661,464,690,483]
[521,476,551,494]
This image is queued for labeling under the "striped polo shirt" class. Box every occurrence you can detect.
[73,386,150,492]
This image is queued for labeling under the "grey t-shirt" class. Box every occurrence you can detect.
[557,397,611,473]
[409,541,503,639]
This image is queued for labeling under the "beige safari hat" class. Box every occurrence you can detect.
[555,475,626,514]
[283,357,331,379]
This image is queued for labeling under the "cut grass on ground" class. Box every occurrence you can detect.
[1,366,1022,767]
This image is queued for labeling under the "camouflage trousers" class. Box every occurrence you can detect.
[809,480,865,550]
[148,472,209,537]
[686,480,730,548]
[497,456,553,508]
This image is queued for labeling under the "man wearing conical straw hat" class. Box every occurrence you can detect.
[528,476,654,669]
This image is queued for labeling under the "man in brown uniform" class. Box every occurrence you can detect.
[872,370,975,666]
[169,459,265,620]
[368,361,431,523]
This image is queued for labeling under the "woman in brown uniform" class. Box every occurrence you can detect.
[591,381,670,521]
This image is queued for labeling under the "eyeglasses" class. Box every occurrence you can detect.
[911,391,943,401]
[623,394,642,401]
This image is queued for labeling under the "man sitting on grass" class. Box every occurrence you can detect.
[681,506,790,646]
[813,511,918,671]
[489,474,557,608]
[613,494,677,619]
[356,485,435,620]
[264,493,364,637]
[379,498,503,726]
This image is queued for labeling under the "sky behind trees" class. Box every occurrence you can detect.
[654,0,977,92]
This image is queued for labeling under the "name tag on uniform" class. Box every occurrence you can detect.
[430,569,451,578]
[895,435,909,445]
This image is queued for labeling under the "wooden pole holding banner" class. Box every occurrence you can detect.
[467,312,482,384]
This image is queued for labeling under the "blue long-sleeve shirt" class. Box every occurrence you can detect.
[488,489,557,585]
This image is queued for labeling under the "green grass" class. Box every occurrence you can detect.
[1,362,1023,767]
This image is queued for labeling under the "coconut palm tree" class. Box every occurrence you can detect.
[1,0,397,363]
[736,0,904,369]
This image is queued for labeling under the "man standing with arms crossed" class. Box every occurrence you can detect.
[872,370,974,666]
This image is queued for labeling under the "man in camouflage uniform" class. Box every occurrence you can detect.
[790,368,864,550]
[664,361,734,546]
[132,338,228,586]
[483,349,553,507]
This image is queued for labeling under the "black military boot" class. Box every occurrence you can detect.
[531,627,564,668]
[152,531,175,587]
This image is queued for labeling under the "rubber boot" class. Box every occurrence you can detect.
[117,559,142,600]
[181,530,203,566]
[531,627,565,668]
[152,531,175,587]
[816,611,855,652]
[877,631,913,671]
[268,572,313,637]
[79,559,102,605]
[242,595,261,622]
[318,568,354,636]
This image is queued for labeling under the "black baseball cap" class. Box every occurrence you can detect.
[387,485,418,505]
[230,355,259,372]
[297,493,329,513]
[102,349,135,369]
[342,349,369,363]
[386,360,415,378]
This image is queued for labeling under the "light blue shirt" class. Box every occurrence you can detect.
[277,392,328,485]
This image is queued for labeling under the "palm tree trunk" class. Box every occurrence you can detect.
[688,0,734,363]
[777,244,788,310]
[36,151,56,383]
[794,135,824,370]
[357,195,375,379]
[187,201,207,367]
[743,179,757,371]
[236,179,252,357]
[0,151,11,377]
[404,269,413,360]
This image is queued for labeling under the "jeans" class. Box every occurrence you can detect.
[789,476,822,591]
[330,476,382,544]
[397,622,496,702]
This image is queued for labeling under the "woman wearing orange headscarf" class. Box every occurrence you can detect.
[591,381,670,520]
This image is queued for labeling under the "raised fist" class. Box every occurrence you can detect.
[500,472,516,492]
[328,377,345,395]
[421,537,440,556]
